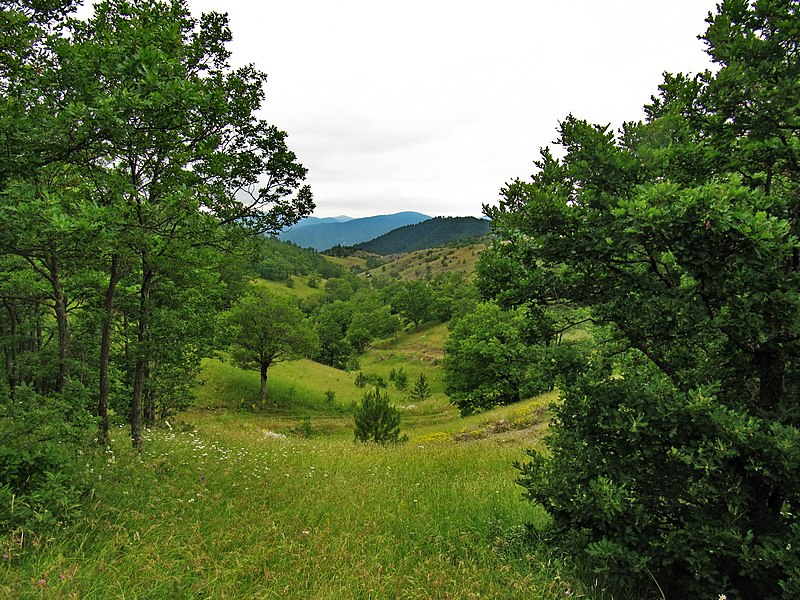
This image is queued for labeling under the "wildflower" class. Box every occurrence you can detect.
[37,578,47,587]
[2,554,8,559]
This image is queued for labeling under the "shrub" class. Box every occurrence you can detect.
[363,373,387,388]
[394,368,408,391]
[0,384,96,535]
[517,358,800,598]
[353,388,407,444]
[410,373,431,402]
[354,372,367,388]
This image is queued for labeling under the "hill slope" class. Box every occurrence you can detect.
[279,211,430,251]
[355,216,490,255]
[366,243,487,280]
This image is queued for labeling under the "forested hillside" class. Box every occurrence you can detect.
[279,211,430,250]
[354,216,491,255]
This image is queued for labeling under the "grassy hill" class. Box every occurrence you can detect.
[366,243,487,281]
[6,315,591,599]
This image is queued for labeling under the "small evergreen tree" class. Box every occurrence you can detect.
[395,368,408,391]
[354,372,367,388]
[410,373,431,402]
[353,388,407,444]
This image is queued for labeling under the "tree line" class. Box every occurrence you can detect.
[0,0,312,531]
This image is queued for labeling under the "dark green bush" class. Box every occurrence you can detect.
[0,384,96,535]
[353,387,407,444]
[517,357,800,599]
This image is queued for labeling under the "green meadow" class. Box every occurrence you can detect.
[1,329,590,599]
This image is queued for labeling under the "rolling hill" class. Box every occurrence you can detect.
[354,216,491,255]
[279,211,430,250]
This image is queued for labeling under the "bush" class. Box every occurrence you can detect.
[354,372,367,388]
[353,388,407,444]
[363,373,387,388]
[0,384,96,535]
[394,368,408,391]
[516,357,800,599]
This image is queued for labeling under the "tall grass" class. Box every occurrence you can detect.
[1,323,599,598]
[2,416,580,599]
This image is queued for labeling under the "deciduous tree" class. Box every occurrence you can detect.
[225,286,318,406]
[492,1,800,596]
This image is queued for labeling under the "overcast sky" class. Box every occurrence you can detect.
[79,1,721,218]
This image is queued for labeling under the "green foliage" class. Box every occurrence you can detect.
[354,372,367,388]
[363,373,387,388]
[385,280,434,328]
[253,237,343,282]
[225,286,319,405]
[0,384,96,534]
[444,302,535,415]
[324,389,335,404]
[353,387,407,444]
[410,373,431,402]
[492,1,800,596]
[312,289,402,368]
[314,301,356,369]
[394,368,408,391]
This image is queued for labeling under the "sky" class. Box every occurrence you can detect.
[78,1,721,219]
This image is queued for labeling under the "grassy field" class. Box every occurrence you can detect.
[1,324,600,599]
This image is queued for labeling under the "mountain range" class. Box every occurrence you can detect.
[279,211,430,251]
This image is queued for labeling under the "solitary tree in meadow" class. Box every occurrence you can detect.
[354,387,406,444]
[226,287,318,405]
[410,372,431,402]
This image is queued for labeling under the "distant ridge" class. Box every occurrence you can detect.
[355,216,491,255]
[285,215,353,230]
[279,211,430,251]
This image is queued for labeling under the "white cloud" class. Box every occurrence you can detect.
[79,0,720,218]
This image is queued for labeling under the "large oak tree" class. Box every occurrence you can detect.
[487,1,800,597]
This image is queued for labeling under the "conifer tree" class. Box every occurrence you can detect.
[353,387,406,444]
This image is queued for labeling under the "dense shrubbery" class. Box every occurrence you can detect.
[0,385,96,534]
[443,301,588,415]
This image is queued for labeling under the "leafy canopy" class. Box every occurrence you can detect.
[486,0,800,597]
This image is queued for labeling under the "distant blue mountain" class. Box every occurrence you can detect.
[279,211,431,251]
[286,215,353,230]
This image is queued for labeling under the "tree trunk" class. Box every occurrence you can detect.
[131,261,153,451]
[260,361,269,405]
[1,299,18,398]
[49,255,70,392]
[98,253,121,445]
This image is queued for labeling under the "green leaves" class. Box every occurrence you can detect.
[353,387,407,445]
[493,1,800,596]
